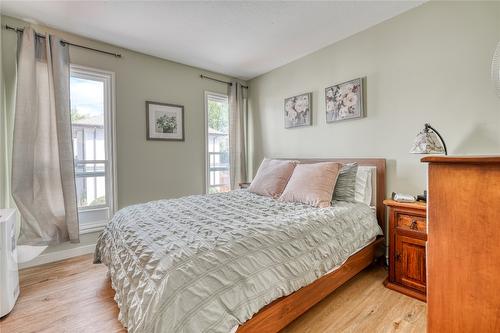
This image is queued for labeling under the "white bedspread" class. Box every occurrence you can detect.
[95,190,382,333]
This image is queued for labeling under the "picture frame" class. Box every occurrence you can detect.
[325,78,364,123]
[284,92,312,129]
[146,101,184,141]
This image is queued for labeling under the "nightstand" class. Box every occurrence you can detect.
[383,199,427,302]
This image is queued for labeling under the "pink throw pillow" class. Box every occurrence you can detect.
[248,159,298,198]
[279,162,341,208]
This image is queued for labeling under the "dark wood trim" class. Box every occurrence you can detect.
[421,155,500,164]
[145,101,185,141]
[236,237,384,333]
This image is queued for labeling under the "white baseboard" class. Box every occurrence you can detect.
[18,243,96,269]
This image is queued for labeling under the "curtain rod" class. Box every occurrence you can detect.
[200,74,248,89]
[4,25,122,58]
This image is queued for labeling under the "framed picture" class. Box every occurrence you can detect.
[146,101,184,141]
[325,78,364,123]
[284,92,312,128]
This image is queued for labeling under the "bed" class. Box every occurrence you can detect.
[95,158,386,333]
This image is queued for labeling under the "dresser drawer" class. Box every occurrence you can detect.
[397,214,426,233]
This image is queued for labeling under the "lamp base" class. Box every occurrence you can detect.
[416,190,427,203]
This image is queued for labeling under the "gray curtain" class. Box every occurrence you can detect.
[12,27,79,245]
[228,81,248,189]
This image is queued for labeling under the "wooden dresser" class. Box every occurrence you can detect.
[423,156,500,333]
[383,199,427,302]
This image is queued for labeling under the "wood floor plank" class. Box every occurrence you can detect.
[0,254,426,333]
[282,266,427,333]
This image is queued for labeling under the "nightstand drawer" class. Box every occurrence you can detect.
[397,214,426,233]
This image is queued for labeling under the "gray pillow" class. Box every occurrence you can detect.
[332,162,358,202]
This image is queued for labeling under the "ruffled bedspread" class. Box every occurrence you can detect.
[94,190,382,333]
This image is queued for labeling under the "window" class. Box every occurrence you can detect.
[70,65,116,233]
[205,92,230,193]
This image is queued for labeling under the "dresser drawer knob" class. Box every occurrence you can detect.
[410,220,418,230]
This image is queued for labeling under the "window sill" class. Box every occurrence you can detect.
[80,220,107,235]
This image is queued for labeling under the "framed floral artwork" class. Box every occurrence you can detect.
[325,78,364,123]
[284,92,312,129]
[146,101,184,141]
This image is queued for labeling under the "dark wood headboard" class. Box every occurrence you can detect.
[280,158,386,235]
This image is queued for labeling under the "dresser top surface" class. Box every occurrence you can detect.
[421,155,500,164]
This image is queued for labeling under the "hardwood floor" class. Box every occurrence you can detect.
[282,265,427,333]
[1,255,125,333]
[0,254,426,333]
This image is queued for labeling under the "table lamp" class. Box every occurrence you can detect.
[410,123,447,201]
[410,123,447,155]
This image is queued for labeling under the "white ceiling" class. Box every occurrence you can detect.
[1,1,424,80]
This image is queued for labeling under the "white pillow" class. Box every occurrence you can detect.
[354,166,373,206]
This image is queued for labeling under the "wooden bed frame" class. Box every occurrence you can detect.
[237,158,386,333]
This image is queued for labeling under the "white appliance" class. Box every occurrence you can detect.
[0,209,19,317]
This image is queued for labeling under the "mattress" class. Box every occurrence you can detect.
[94,190,382,333]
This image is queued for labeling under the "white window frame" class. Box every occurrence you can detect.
[70,65,117,234]
[204,91,230,194]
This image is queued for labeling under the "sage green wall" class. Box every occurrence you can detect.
[248,1,500,196]
[1,15,241,210]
